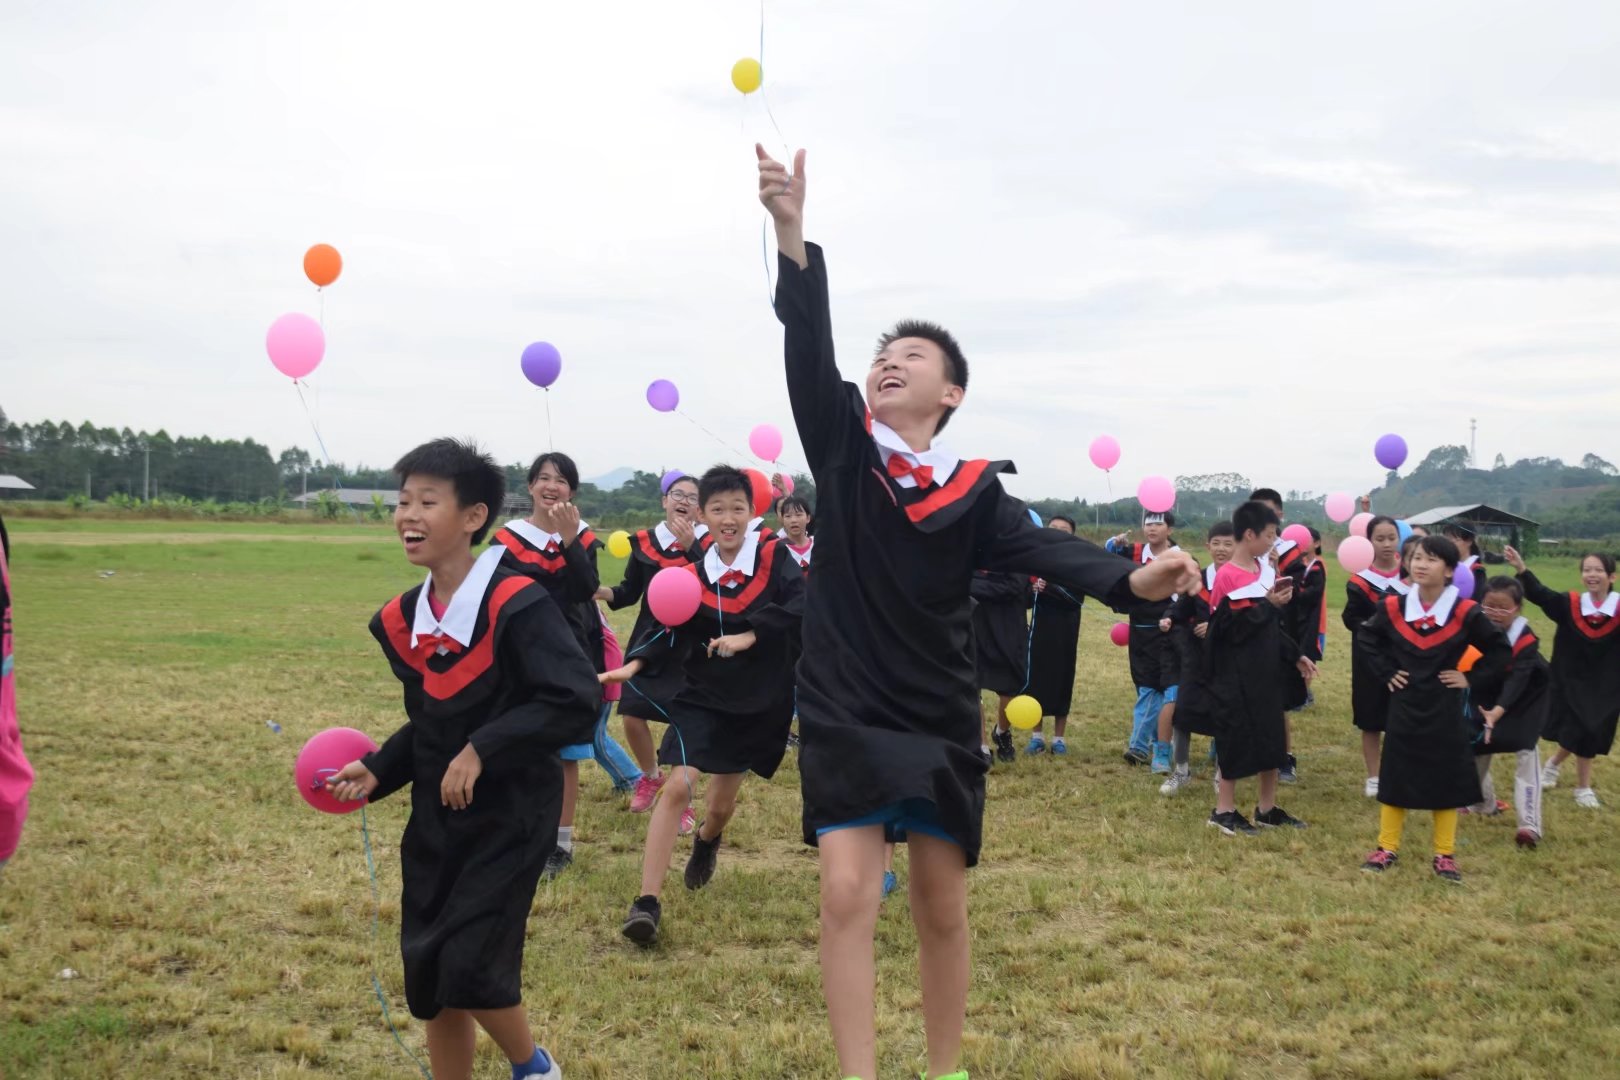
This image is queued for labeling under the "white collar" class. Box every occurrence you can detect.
[412,546,506,651]
[748,516,766,533]
[1507,616,1530,646]
[504,516,588,551]
[1140,542,1180,565]
[1581,591,1619,618]
[786,536,813,565]
[1225,558,1278,602]
[1273,537,1297,556]
[870,418,960,489]
[654,521,683,550]
[703,529,762,583]
[1358,566,1410,595]
[1460,554,1479,568]
[693,523,710,539]
[1204,564,1218,589]
[1405,585,1460,626]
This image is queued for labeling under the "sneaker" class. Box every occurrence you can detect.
[1254,805,1307,829]
[540,846,573,882]
[786,731,801,750]
[1574,788,1601,809]
[1364,777,1380,799]
[1207,809,1258,836]
[1361,848,1398,873]
[621,894,661,945]
[1122,746,1151,766]
[678,806,696,837]
[1303,689,1316,708]
[629,774,664,814]
[1541,761,1560,789]
[517,1046,562,1080]
[882,870,898,899]
[1150,741,1172,774]
[1279,753,1298,785]
[684,828,721,890]
[1460,799,1510,817]
[993,728,1016,763]
[1025,734,1047,755]
[980,746,994,769]
[1050,737,1067,756]
[1159,767,1191,796]
[1515,829,1540,849]
[1433,854,1463,884]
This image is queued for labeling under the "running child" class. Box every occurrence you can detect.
[326,438,600,1080]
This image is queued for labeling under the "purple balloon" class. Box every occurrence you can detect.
[520,342,562,388]
[660,468,687,494]
[646,379,679,412]
[1453,565,1475,600]
[1374,433,1408,471]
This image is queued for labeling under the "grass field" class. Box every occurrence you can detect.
[2,519,1616,1079]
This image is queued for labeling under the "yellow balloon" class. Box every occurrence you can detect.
[731,57,763,95]
[1006,695,1042,731]
[607,530,632,559]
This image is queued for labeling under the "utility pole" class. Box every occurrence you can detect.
[142,442,150,503]
[1470,418,1478,468]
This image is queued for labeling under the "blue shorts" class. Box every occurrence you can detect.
[816,798,957,846]
[559,743,593,762]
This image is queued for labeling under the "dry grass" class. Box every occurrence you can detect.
[2,521,1616,1079]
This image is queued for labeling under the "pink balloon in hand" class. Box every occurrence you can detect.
[647,566,703,626]
[295,727,379,814]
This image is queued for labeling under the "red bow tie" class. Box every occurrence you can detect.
[1415,615,1437,631]
[1588,614,1609,628]
[416,632,465,660]
[542,540,561,555]
[717,569,747,588]
[887,454,935,489]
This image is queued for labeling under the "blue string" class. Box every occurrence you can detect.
[1017,592,1039,695]
[359,804,434,1079]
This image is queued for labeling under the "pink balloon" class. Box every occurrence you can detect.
[1348,512,1374,538]
[1282,524,1313,551]
[647,566,703,626]
[772,474,795,498]
[1109,622,1130,647]
[266,313,326,379]
[1089,435,1121,471]
[1337,536,1375,575]
[749,423,783,462]
[1325,492,1355,523]
[1137,475,1175,514]
[295,726,379,814]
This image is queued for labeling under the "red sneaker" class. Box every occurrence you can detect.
[629,774,664,814]
[1515,829,1539,849]
[1433,854,1463,884]
[1361,848,1398,873]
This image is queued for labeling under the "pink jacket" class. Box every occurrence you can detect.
[0,528,33,865]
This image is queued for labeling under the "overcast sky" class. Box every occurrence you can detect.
[3,1,1617,504]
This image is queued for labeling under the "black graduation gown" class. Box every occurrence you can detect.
[1109,542,1181,691]
[1356,594,1509,809]
[776,243,1139,866]
[1181,582,1301,781]
[1471,625,1549,755]
[1026,581,1083,717]
[1519,572,1620,758]
[1169,566,1217,737]
[1343,573,1404,733]
[970,570,1030,695]
[1460,558,1489,602]
[363,570,600,1019]
[604,526,697,720]
[489,522,606,676]
[660,536,804,778]
[1291,560,1327,662]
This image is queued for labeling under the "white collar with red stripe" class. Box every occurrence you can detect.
[505,516,589,552]
[412,546,505,652]
[1405,585,1460,627]
[870,418,959,490]
[1507,616,1530,646]
[703,530,762,583]
[785,537,813,566]
[1581,591,1619,619]
[1359,567,1409,595]
[654,521,682,550]
[1139,542,1180,565]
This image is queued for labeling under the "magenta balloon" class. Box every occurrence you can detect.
[749,423,784,462]
[1109,622,1130,647]
[266,313,326,379]
[520,342,562,388]
[1337,535,1375,575]
[660,468,687,494]
[294,726,379,814]
[646,379,679,412]
[1089,435,1121,471]
[1282,524,1313,551]
[1348,512,1374,538]
[1453,566,1475,600]
[1374,433,1408,471]
[1137,475,1175,514]
[1325,492,1355,523]
[647,566,703,626]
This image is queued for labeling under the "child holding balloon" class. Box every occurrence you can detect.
[1343,516,1408,797]
[757,144,1197,1080]
[325,438,600,1080]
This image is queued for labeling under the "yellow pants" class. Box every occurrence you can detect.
[1378,805,1457,856]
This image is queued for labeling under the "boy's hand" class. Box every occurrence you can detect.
[707,631,758,659]
[1193,621,1208,639]
[440,744,482,811]
[757,145,808,269]
[1503,546,1525,572]
[1158,617,1172,633]
[1480,704,1504,744]
[1129,551,1199,601]
[594,586,614,602]
[599,659,645,686]
[326,760,378,803]
[1032,578,1047,593]
[1388,670,1410,692]
[1266,579,1294,608]
[1437,669,1469,689]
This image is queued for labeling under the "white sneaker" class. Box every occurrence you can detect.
[1364,777,1380,798]
[1541,762,1560,789]
[1160,767,1191,796]
[520,1048,562,1080]
[1574,788,1601,809]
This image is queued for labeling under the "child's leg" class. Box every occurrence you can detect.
[1432,809,1459,857]
[1361,732,1381,779]
[1516,749,1543,837]
[592,704,643,791]
[469,1005,539,1067]
[1549,747,1572,768]
[698,771,747,840]
[639,766,699,898]
[995,694,1012,734]
[1378,805,1406,853]
[1575,755,1595,789]
[1129,687,1160,754]
[1216,775,1237,815]
[1471,755,1494,813]
[622,714,660,778]
[818,825,887,1080]
[1156,699,1175,745]
[1171,729,1191,767]
[425,1008,478,1080]
[1053,713,1068,739]
[1257,769,1279,814]
[909,833,970,1080]
[560,760,579,831]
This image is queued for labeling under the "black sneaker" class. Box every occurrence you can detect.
[1279,754,1298,785]
[1123,747,1151,766]
[1254,805,1308,829]
[621,894,661,944]
[993,728,1016,764]
[1207,809,1258,836]
[684,828,721,890]
[540,846,573,881]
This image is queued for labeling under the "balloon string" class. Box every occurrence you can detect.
[318,288,325,328]
[759,0,790,161]
[293,380,362,521]
[544,389,554,451]
[678,409,753,462]
[361,804,435,1080]
[761,218,777,311]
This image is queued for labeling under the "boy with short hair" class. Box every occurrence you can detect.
[757,146,1196,1080]
[1106,511,1182,770]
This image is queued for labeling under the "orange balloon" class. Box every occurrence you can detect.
[304,244,342,288]
[1458,646,1482,673]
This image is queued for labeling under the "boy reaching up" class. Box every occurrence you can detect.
[757,145,1197,1080]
